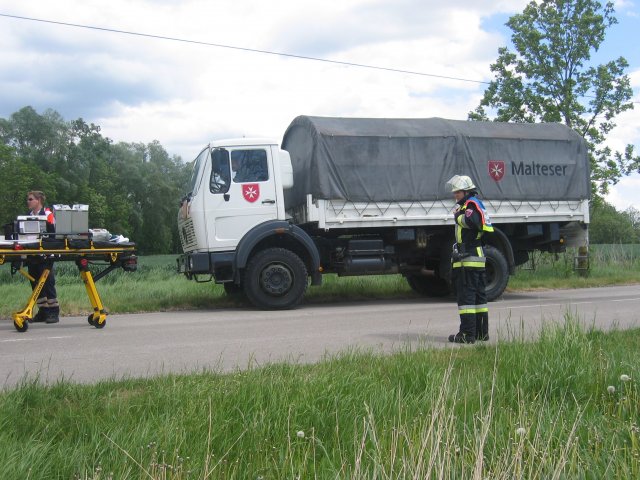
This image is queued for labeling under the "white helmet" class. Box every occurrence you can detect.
[447,175,476,192]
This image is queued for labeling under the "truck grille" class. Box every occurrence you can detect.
[179,218,198,252]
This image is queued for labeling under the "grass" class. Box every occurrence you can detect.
[508,244,640,291]
[0,244,638,318]
[0,318,638,478]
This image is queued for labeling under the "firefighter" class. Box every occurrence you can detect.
[26,190,60,324]
[446,175,494,344]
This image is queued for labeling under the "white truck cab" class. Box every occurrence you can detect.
[177,139,318,309]
[179,139,293,253]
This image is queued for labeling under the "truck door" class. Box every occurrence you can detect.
[205,146,278,250]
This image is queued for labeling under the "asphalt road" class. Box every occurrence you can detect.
[1,285,639,389]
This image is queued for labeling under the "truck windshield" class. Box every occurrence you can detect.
[185,147,209,198]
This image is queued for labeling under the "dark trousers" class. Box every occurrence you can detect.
[453,266,489,339]
[27,260,59,317]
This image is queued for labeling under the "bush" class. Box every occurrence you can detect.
[589,201,639,244]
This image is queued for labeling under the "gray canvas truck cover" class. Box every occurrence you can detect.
[282,116,590,208]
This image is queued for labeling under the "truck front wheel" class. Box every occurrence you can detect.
[243,248,308,310]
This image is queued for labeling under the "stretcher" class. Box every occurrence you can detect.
[0,237,137,332]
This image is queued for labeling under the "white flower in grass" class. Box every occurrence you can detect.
[620,374,631,382]
[515,427,527,436]
[296,430,305,439]
[607,385,616,394]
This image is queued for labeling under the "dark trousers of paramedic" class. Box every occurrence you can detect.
[454,266,488,340]
[27,260,59,319]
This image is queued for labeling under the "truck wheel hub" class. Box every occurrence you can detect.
[260,263,292,295]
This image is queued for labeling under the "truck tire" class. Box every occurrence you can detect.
[406,273,451,297]
[484,245,509,301]
[243,248,308,310]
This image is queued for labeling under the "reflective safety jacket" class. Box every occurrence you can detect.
[452,195,494,269]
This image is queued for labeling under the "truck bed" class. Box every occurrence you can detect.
[288,194,589,245]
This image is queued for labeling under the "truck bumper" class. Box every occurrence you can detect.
[177,251,235,282]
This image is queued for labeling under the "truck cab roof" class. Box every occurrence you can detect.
[209,138,278,148]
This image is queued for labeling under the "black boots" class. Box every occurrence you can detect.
[451,312,478,344]
[31,309,48,323]
[476,313,489,341]
[448,332,476,344]
[448,332,489,343]
[30,309,59,324]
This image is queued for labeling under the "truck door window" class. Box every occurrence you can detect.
[210,148,231,194]
[186,147,209,197]
[231,149,269,183]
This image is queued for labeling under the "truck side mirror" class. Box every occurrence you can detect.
[224,194,230,202]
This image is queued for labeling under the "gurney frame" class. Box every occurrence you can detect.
[0,238,137,332]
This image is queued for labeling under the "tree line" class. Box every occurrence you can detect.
[0,106,192,254]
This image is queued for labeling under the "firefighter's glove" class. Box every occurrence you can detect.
[451,245,462,262]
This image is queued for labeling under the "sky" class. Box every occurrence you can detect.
[1,0,639,211]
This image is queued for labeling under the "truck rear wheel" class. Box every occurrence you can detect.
[484,245,509,301]
[243,248,308,310]
[406,273,451,297]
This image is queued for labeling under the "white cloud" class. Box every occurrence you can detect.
[604,67,640,210]
[614,0,634,10]
[606,174,640,211]
[0,0,530,160]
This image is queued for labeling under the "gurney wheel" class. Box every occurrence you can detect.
[93,317,106,329]
[87,314,94,326]
[14,320,29,332]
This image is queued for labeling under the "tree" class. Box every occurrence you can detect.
[0,144,58,224]
[470,0,638,196]
[589,199,638,243]
[110,140,191,254]
[622,206,640,241]
[0,106,70,173]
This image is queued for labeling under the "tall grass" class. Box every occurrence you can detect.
[509,244,640,290]
[0,318,638,478]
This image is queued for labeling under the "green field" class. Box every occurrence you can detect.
[0,319,637,478]
[1,244,639,318]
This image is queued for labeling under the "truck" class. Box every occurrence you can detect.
[177,116,590,309]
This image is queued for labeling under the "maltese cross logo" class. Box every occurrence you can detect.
[242,183,260,203]
[488,160,505,182]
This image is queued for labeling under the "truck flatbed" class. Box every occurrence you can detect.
[290,196,589,247]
